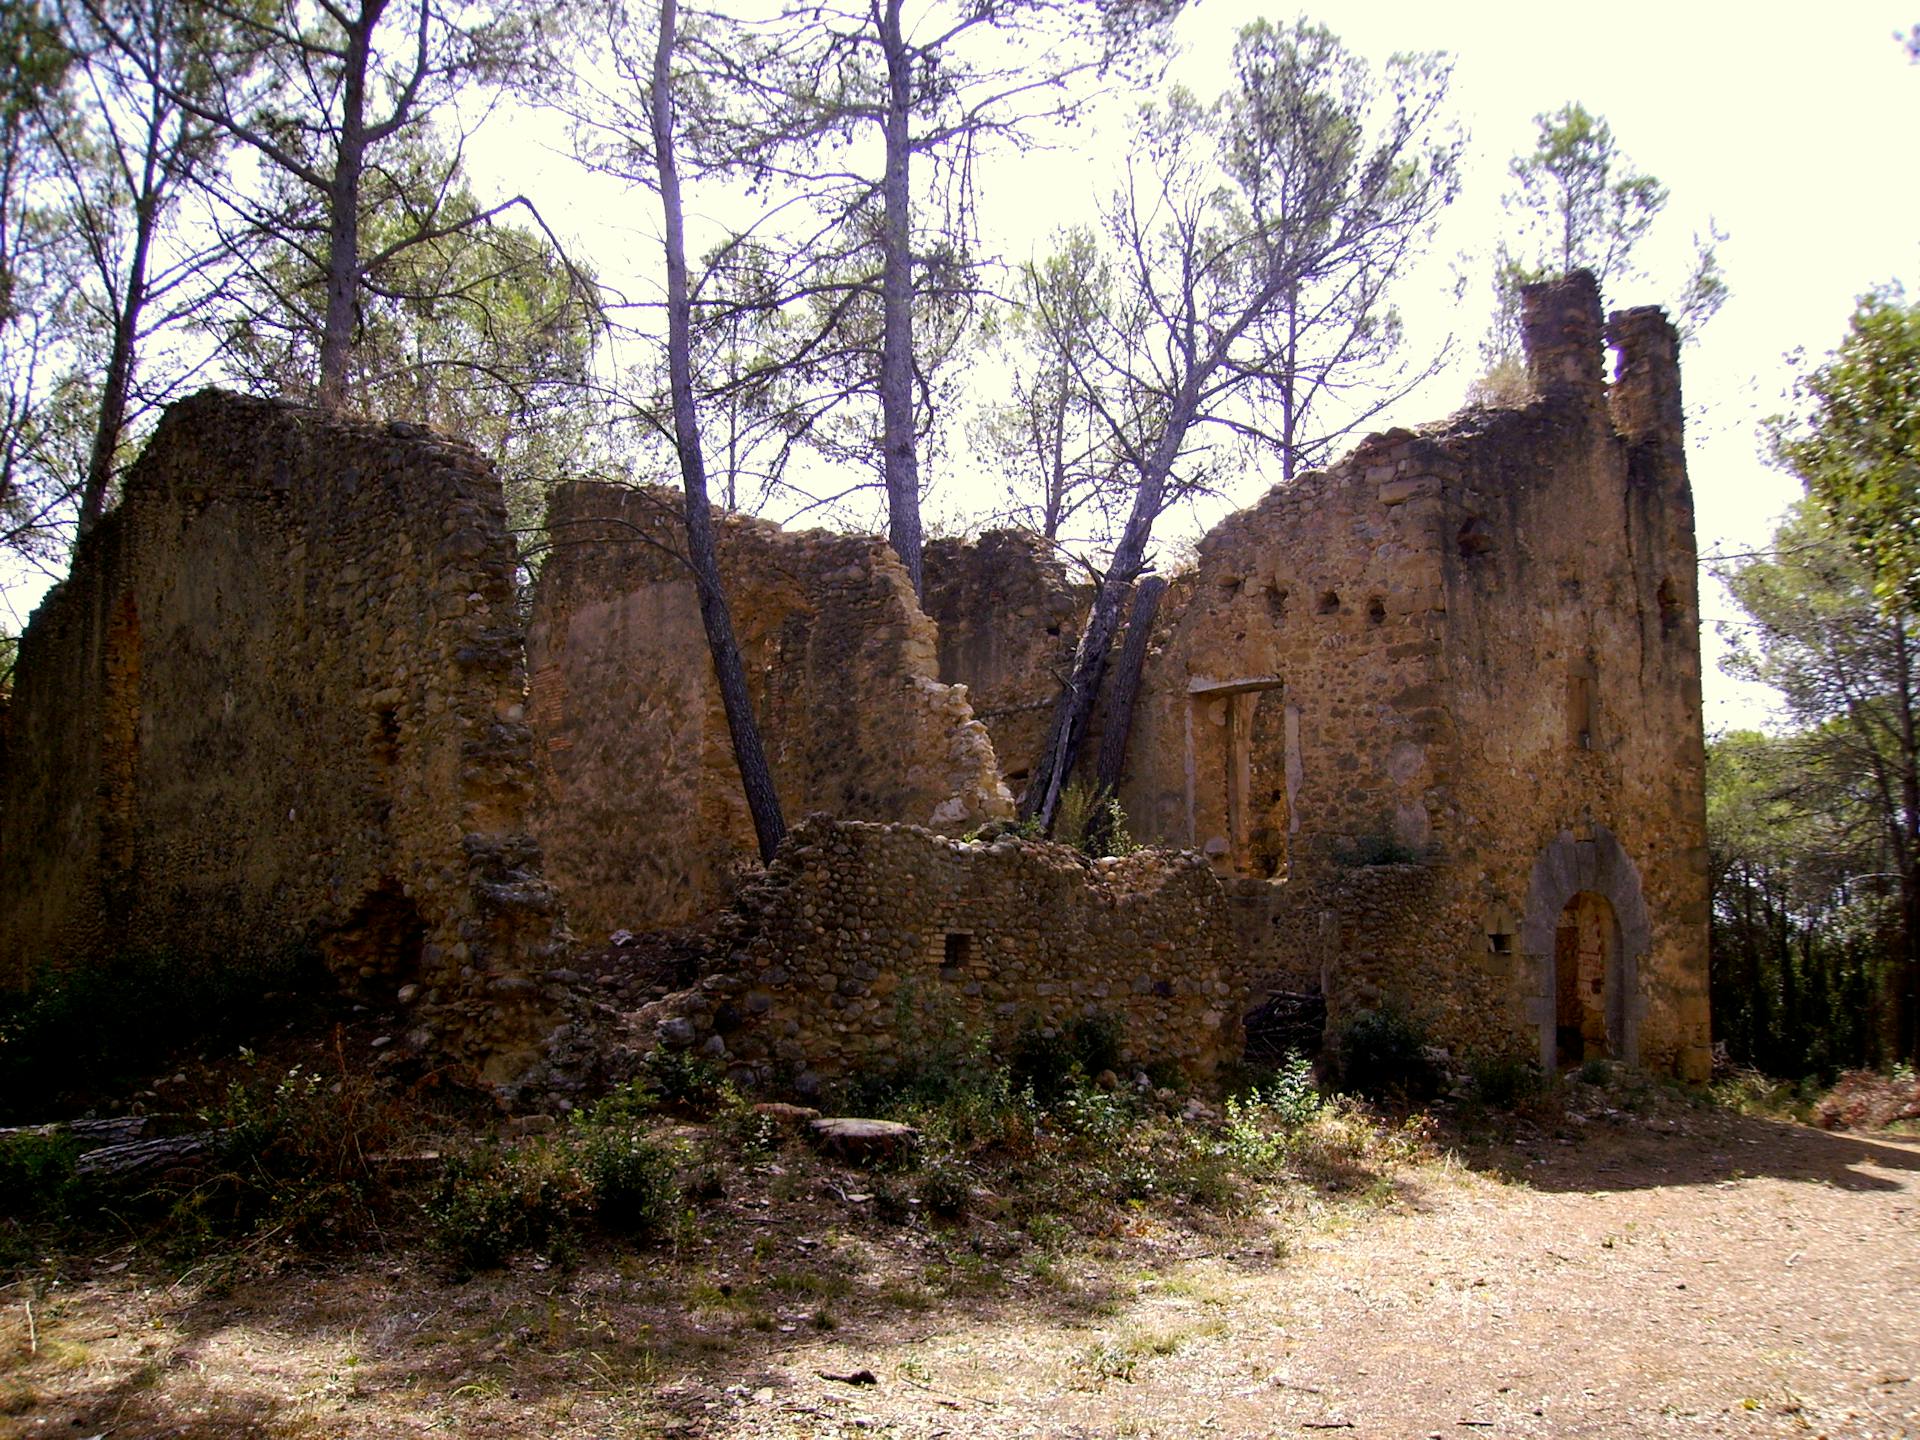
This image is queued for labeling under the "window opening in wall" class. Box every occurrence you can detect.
[1317,590,1339,614]
[1264,583,1289,622]
[1488,931,1513,955]
[1189,677,1288,879]
[1366,596,1386,625]
[940,931,972,979]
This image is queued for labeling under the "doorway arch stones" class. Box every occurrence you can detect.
[1519,825,1650,1070]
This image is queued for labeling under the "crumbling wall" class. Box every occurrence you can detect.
[634,816,1246,1093]
[1115,273,1711,1079]
[0,390,565,1077]
[527,485,1012,940]
[922,532,1087,785]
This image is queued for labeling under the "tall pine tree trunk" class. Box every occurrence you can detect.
[1094,575,1166,796]
[652,0,785,861]
[315,0,382,410]
[876,0,923,598]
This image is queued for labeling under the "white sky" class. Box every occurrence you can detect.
[964,0,1920,734]
[9,0,1918,738]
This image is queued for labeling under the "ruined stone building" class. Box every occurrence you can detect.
[0,272,1710,1088]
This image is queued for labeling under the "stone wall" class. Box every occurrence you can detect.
[527,485,1012,940]
[1113,273,1711,1079]
[632,816,1247,1094]
[0,390,565,1079]
[922,532,1087,786]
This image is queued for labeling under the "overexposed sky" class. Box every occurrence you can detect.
[952,0,1920,731]
[9,1,1917,735]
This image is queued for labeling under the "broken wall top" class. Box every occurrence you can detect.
[0,388,564,1081]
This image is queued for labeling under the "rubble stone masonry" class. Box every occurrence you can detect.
[1114,273,1711,1079]
[632,815,1246,1092]
[0,391,564,1079]
[0,273,1711,1090]
[526,485,1012,941]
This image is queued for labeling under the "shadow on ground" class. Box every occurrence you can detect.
[1448,1099,1920,1196]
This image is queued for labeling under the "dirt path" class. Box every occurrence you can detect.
[707,1115,1920,1440]
[4,1111,1917,1439]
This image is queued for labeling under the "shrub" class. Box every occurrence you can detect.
[177,1060,410,1249]
[916,1159,972,1219]
[1219,1054,1324,1175]
[1470,1052,1542,1109]
[1010,1011,1123,1103]
[577,1129,679,1238]
[425,1142,587,1270]
[641,1049,729,1114]
[1335,1006,1439,1103]
[0,946,325,1119]
[1054,783,1137,858]
[845,1009,1026,1147]
[0,1130,80,1223]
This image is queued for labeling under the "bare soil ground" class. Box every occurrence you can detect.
[2,1101,1915,1440]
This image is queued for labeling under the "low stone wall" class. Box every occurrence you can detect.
[634,817,1248,1095]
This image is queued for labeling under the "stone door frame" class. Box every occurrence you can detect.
[1519,825,1650,1071]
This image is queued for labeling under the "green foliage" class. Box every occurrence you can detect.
[574,1128,680,1239]
[1705,726,1890,1077]
[1219,1055,1324,1174]
[846,1020,1026,1150]
[1482,101,1723,384]
[1508,103,1666,286]
[1468,1052,1542,1109]
[0,946,324,1119]
[1335,1006,1440,1103]
[974,227,1127,545]
[195,1062,409,1247]
[1053,782,1138,858]
[915,1158,972,1219]
[0,1129,79,1223]
[425,1143,588,1271]
[426,1113,683,1270]
[1768,289,1920,617]
[1009,1011,1123,1104]
[640,1048,730,1114]
[1714,497,1917,1067]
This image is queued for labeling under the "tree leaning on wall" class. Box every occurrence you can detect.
[1021,19,1460,831]
[647,0,786,862]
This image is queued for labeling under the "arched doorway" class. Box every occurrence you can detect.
[1554,891,1619,1066]
[1519,825,1650,1072]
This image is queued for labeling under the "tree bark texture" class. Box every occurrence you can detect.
[315,0,381,410]
[1093,574,1166,796]
[876,0,923,599]
[1022,390,1195,831]
[652,0,787,863]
